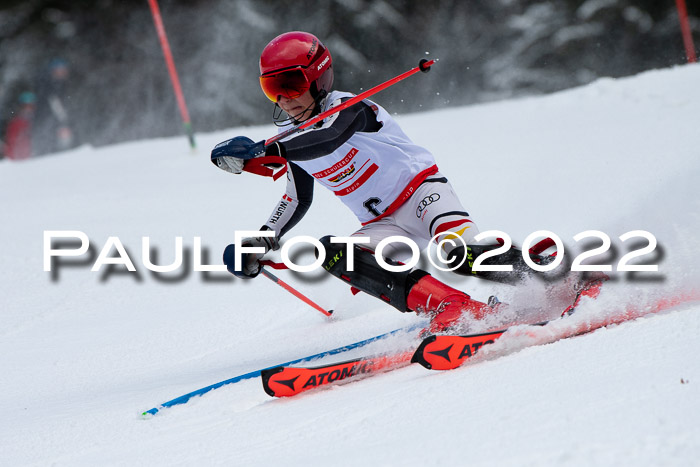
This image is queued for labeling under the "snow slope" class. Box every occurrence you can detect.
[1,64,699,466]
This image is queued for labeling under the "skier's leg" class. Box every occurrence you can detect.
[392,176,557,284]
[318,234,424,313]
[445,244,555,284]
[405,273,495,334]
[350,179,496,331]
[318,233,493,334]
[396,180,595,312]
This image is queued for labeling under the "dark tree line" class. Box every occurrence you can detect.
[0,0,697,154]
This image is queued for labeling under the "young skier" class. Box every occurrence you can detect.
[212,31,560,334]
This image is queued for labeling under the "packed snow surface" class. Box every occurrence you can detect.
[1,64,699,466]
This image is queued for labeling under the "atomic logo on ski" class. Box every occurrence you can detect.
[274,375,300,392]
[262,351,415,397]
[426,343,453,363]
[411,331,507,370]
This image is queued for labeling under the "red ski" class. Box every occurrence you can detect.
[261,280,698,396]
[411,276,608,370]
[412,288,698,372]
[410,323,546,370]
[261,350,414,397]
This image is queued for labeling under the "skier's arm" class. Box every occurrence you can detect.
[224,163,314,279]
[276,99,382,161]
[262,162,314,238]
[211,99,381,171]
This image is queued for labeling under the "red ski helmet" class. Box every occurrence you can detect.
[259,31,333,102]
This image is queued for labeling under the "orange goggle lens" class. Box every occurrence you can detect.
[260,69,311,102]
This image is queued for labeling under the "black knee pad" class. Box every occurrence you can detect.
[318,235,428,312]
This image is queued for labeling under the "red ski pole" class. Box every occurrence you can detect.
[147,0,196,148]
[675,0,698,63]
[259,265,333,317]
[265,59,435,146]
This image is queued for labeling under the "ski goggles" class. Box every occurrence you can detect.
[259,68,311,102]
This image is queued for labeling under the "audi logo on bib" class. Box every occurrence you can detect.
[416,193,440,218]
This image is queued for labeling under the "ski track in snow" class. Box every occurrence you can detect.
[1,64,699,466]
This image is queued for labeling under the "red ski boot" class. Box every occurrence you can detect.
[406,275,494,336]
[561,273,609,317]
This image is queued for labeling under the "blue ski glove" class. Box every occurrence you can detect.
[211,136,266,174]
[223,234,279,279]
[212,136,265,159]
